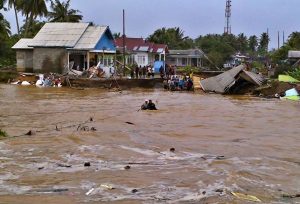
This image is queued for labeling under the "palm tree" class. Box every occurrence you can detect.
[48,0,82,22]
[248,35,258,52]
[0,13,11,37]
[3,0,21,34]
[0,0,5,9]
[259,32,270,53]
[19,0,48,37]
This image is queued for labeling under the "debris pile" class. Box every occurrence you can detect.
[199,65,265,94]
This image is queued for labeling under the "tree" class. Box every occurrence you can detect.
[113,32,121,39]
[0,13,11,37]
[258,32,270,54]
[48,0,82,22]
[0,0,5,9]
[0,13,12,63]
[248,35,258,52]
[236,33,248,53]
[287,32,300,50]
[19,0,48,37]
[147,27,192,49]
[195,34,235,68]
[3,0,21,34]
[19,19,45,38]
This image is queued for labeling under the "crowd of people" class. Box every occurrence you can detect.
[163,75,194,91]
[130,65,155,79]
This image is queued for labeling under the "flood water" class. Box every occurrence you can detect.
[0,84,299,203]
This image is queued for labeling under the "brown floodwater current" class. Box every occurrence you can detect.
[0,84,299,203]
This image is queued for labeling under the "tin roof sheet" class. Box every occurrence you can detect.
[73,26,107,50]
[12,38,34,49]
[29,22,89,47]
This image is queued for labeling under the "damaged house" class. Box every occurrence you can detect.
[12,22,116,73]
[200,65,265,94]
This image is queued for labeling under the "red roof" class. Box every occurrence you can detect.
[115,37,168,53]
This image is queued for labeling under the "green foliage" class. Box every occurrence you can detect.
[0,13,11,37]
[286,67,300,80]
[270,32,300,63]
[0,129,8,138]
[48,0,82,22]
[0,70,18,82]
[248,35,258,52]
[271,45,291,64]
[194,34,235,68]
[274,64,293,78]
[147,27,193,49]
[258,32,270,55]
[287,32,300,49]
[19,20,45,38]
[0,34,19,68]
[177,66,198,74]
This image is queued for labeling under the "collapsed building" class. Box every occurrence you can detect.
[199,65,265,94]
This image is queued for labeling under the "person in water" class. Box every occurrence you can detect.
[147,100,157,110]
[141,100,149,110]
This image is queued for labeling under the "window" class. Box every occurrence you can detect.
[102,56,113,67]
[137,55,146,65]
[182,58,187,65]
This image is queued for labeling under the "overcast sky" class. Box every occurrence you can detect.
[3,0,300,49]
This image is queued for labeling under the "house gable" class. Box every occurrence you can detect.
[94,29,116,52]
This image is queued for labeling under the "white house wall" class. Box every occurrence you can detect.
[134,53,149,67]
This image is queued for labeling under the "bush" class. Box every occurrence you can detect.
[0,129,8,138]
[286,67,300,80]
[274,64,293,78]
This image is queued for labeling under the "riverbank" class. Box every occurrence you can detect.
[0,69,18,83]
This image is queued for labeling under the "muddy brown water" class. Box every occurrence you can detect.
[0,84,299,203]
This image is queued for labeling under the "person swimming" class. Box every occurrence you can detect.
[147,99,157,110]
[141,100,149,110]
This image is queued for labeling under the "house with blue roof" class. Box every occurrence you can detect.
[12,22,116,73]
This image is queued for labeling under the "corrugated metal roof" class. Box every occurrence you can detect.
[73,26,107,50]
[240,70,264,86]
[200,65,265,94]
[29,22,89,47]
[200,65,245,93]
[169,49,204,56]
[12,38,34,49]
[288,50,300,58]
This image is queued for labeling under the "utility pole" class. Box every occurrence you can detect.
[224,0,232,34]
[283,31,285,45]
[122,9,126,77]
[278,31,280,49]
[267,28,269,52]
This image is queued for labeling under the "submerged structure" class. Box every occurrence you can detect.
[200,65,265,94]
[12,23,116,73]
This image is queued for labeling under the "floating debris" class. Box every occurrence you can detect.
[282,194,300,198]
[85,188,95,196]
[124,165,131,170]
[84,162,91,167]
[25,130,34,136]
[170,147,175,152]
[100,184,115,190]
[231,192,261,202]
[57,163,72,168]
[131,189,138,193]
